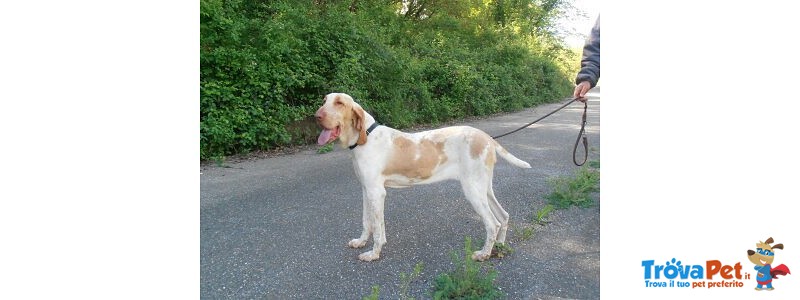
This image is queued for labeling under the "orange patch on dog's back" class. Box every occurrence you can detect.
[485,147,497,168]
[469,132,491,159]
[383,136,447,179]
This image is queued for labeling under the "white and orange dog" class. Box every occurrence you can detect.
[315,93,531,261]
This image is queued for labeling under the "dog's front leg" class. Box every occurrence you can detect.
[357,186,386,262]
[348,188,372,249]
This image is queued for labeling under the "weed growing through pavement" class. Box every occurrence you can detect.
[533,204,555,225]
[432,237,503,299]
[545,162,600,208]
[362,285,380,300]
[362,262,424,300]
[399,262,424,300]
[519,226,534,241]
[514,160,599,241]
[491,242,514,258]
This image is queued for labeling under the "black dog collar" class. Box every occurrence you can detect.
[349,122,380,150]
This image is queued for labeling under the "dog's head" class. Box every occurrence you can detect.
[747,237,783,266]
[314,93,367,148]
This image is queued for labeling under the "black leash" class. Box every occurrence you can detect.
[492,98,589,166]
[572,100,589,166]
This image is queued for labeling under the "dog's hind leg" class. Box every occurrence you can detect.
[486,181,509,244]
[461,177,500,262]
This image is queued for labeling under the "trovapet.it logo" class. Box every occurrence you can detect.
[641,236,792,291]
[641,258,746,289]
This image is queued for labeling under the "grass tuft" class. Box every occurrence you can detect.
[432,237,503,300]
[362,285,380,300]
[545,163,600,208]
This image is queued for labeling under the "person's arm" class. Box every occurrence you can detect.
[573,16,600,99]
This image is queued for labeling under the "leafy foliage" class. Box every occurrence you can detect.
[201,0,575,160]
[545,163,600,208]
[432,237,504,299]
[316,142,334,154]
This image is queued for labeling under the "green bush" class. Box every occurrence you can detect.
[200,0,574,160]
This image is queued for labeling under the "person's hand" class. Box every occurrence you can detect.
[573,81,592,102]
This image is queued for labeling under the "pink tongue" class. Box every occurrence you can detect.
[318,129,333,145]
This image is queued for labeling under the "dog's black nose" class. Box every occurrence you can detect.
[747,250,755,256]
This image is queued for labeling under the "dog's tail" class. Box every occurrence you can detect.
[494,143,531,169]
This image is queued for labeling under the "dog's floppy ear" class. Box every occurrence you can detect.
[772,243,784,250]
[765,237,774,244]
[353,106,367,145]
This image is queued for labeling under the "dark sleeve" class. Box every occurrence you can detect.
[575,16,600,87]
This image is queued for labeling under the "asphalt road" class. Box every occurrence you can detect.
[200,90,600,299]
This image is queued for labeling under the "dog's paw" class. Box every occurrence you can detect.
[472,251,490,262]
[358,251,380,262]
[348,238,367,248]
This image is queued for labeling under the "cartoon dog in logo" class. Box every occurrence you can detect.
[747,237,791,291]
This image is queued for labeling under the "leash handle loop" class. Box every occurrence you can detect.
[572,100,589,166]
